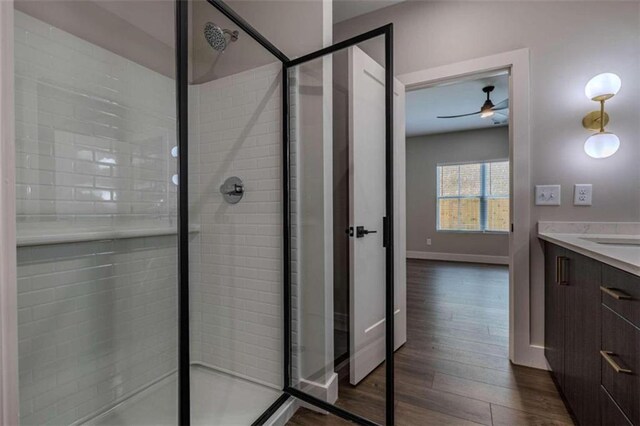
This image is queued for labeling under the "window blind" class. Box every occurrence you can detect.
[437,160,509,232]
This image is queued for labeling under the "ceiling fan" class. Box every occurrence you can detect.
[437,85,509,122]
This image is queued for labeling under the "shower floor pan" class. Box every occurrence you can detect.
[86,365,281,426]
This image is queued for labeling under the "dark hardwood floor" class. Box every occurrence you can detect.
[288,260,572,425]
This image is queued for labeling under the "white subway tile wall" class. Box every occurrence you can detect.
[14,11,179,425]
[17,237,178,425]
[189,62,283,388]
[14,11,177,227]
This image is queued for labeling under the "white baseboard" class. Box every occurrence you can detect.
[407,250,509,265]
[298,372,338,413]
[513,344,548,370]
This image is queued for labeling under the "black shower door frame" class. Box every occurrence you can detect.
[175,1,395,424]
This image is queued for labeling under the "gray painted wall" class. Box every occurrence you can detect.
[335,1,640,348]
[407,127,509,257]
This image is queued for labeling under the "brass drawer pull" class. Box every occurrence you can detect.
[600,286,632,300]
[600,350,633,374]
[556,256,569,285]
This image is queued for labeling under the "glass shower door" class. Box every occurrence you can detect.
[13,1,180,424]
[285,28,398,425]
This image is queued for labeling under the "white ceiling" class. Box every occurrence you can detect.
[333,0,406,23]
[406,74,510,137]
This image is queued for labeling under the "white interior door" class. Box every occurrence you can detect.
[394,75,407,351]
[348,46,406,385]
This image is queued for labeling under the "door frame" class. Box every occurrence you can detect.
[397,49,544,369]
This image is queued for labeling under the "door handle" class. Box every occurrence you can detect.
[356,226,377,238]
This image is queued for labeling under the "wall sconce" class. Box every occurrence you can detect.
[582,73,621,159]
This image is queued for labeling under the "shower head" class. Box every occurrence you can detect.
[204,22,239,52]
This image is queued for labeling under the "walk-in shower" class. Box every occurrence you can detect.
[12,0,283,424]
[8,0,397,425]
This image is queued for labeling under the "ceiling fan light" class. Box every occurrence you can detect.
[481,110,494,118]
[584,131,620,159]
[584,73,621,101]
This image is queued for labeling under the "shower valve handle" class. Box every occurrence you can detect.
[219,177,244,204]
[221,183,244,195]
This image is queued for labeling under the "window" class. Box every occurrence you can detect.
[437,160,509,232]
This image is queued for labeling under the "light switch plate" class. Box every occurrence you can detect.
[535,185,561,205]
[574,184,593,206]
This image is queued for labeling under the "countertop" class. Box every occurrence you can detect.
[538,222,640,277]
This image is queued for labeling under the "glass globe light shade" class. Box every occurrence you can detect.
[171,174,179,185]
[584,132,620,159]
[584,73,621,101]
[171,146,178,158]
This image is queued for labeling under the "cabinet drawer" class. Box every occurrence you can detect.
[601,386,632,426]
[601,265,640,328]
[601,306,640,424]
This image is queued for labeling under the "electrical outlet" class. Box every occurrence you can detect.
[535,185,561,206]
[574,184,593,206]
[427,238,432,246]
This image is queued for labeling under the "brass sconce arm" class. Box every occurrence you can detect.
[582,99,610,131]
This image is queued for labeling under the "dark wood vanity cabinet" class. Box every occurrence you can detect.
[600,266,640,426]
[601,306,639,425]
[565,249,602,425]
[602,386,633,426]
[544,242,640,425]
[545,243,566,388]
[545,242,601,425]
